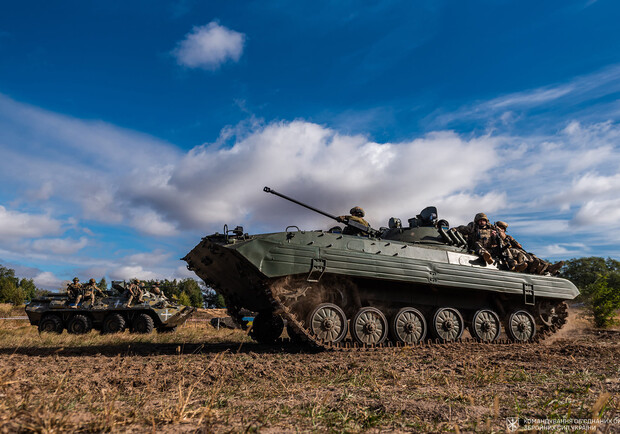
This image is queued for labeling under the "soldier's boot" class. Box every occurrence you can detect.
[515,262,528,272]
[481,250,494,265]
[547,261,564,275]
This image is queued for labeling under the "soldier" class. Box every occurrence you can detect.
[495,221,529,272]
[137,281,146,303]
[453,213,500,265]
[495,221,564,275]
[124,279,140,307]
[66,277,83,308]
[152,283,168,301]
[82,278,106,307]
[337,206,371,236]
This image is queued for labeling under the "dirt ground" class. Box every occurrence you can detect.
[0,306,618,433]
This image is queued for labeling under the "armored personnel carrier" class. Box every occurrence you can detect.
[184,187,578,349]
[26,281,195,334]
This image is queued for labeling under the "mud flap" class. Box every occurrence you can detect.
[307,259,326,282]
[523,283,535,306]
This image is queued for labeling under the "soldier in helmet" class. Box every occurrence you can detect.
[495,221,529,272]
[124,278,140,307]
[137,281,146,303]
[453,213,500,265]
[66,277,83,308]
[82,278,106,307]
[337,206,371,236]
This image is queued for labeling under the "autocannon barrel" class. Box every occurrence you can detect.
[263,186,378,236]
[263,186,339,221]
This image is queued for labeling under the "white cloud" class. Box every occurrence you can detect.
[108,265,159,281]
[172,21,245,70]
[0,206,62,240]
[125,250,171,267]
[129,209,178,236]
[33,271,64,290]
[431,64,620,129]
[31,237,88,255]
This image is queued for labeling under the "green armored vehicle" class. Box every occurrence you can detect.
[184,187,578,349]
[26,281,195,334]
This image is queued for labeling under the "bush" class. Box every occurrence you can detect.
[586,273,620,328]
[178,291,192,307]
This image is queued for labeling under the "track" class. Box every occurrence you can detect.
[257,278,569,351]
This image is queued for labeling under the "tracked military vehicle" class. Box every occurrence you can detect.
[26,281,195,335]
[184,187,578,349]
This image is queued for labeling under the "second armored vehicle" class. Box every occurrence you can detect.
[26,281,195,334]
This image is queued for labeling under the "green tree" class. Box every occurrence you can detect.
[178,291,191,307]
[178,279,203,308]
[0,279,25,305]
[98,278,108,291]
[19,278,37,302]
[203,287,226,308]
[586,272,620,328]
[561,257,620,297]
[561,257,620,328]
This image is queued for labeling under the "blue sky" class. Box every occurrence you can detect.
[0,1,619,289]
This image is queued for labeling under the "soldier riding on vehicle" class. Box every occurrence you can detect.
[82,278,106,307]
[337,206,371,236]
[453,213,499,265]
[66,277,83,308]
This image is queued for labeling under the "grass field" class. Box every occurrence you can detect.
[0,305,618,432]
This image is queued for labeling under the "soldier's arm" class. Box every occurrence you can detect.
[508,236,523,250]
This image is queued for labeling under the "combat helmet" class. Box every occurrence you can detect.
[474,213,488,223]
[89,278,96,283]
[495,221,508,230]
[73,277,79,282]
[350,206,365,217]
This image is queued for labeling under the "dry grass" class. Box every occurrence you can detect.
[0,308,618,432]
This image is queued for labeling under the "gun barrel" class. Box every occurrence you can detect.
[263,186,339,221]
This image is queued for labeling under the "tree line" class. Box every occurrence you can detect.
[560,257,620,328]
[0,264,226,310]
[0,265,50,305]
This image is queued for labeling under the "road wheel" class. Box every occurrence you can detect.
[351,307,388,346]
[470,309,501,342]
[391,307,426,344]
[67,314,92,334]
[505,310,536,342]
[132,313,154,334]
[38,314,63,334]
[102,313,126,334]
[431,307,464,342]
[307,303,348,344]
[250,312,284,343]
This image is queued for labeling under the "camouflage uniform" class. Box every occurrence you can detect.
[82,278,106,306]
[152,285,168,301]
[137,281,145,302]
[124,279,141,307]
[337,206,370,236]
[66,277,83,308]
[453,213,499,265]
[495,221,564,275]
[495,221,529,272]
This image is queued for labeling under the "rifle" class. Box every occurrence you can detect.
[263,186,379,237]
